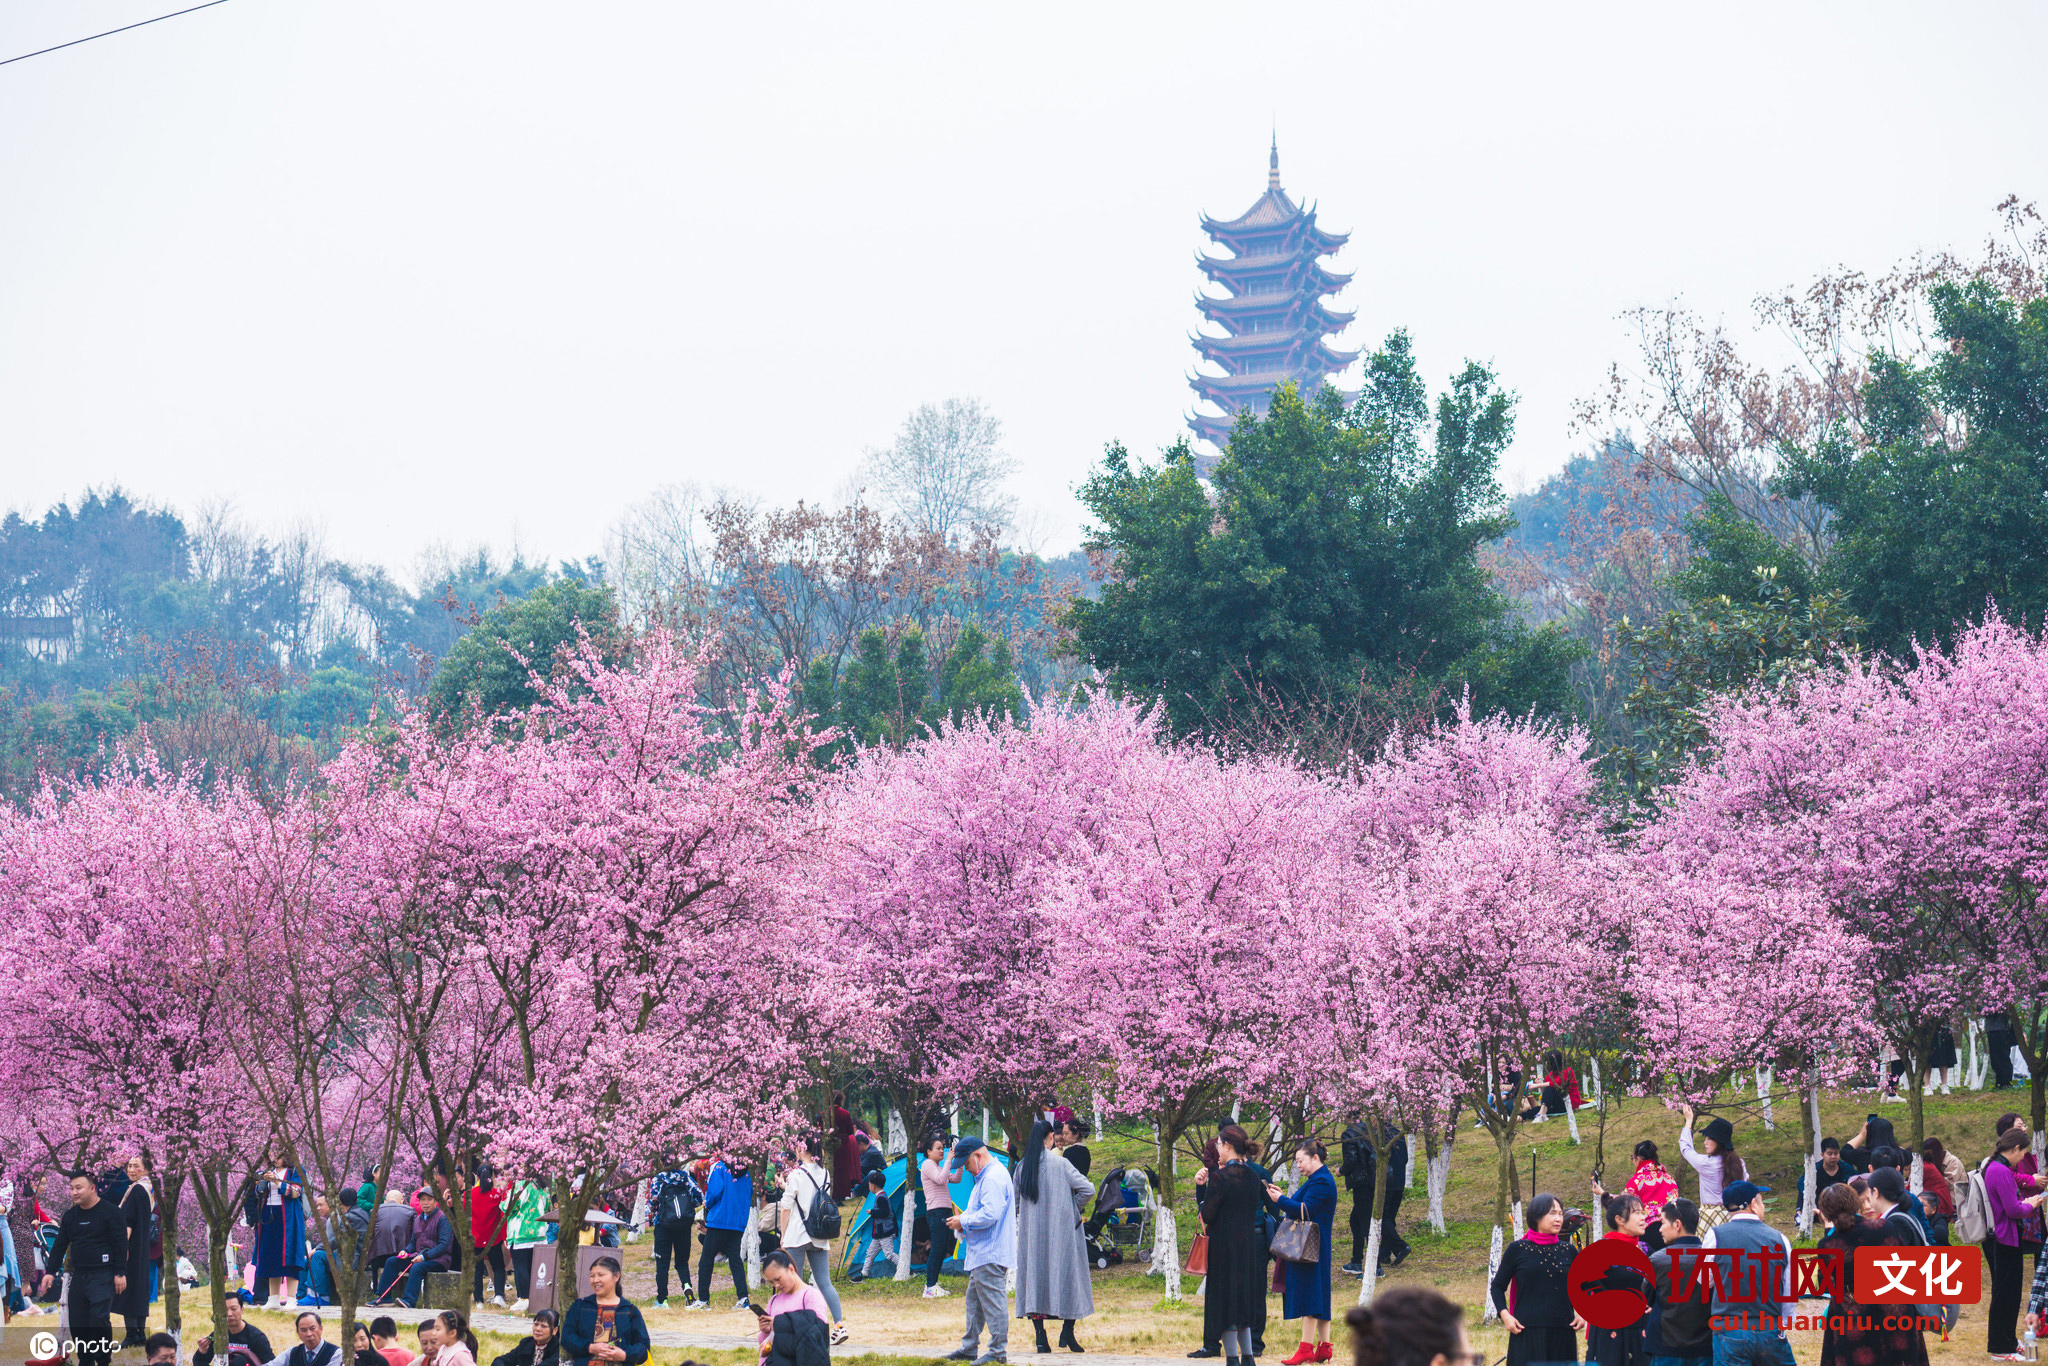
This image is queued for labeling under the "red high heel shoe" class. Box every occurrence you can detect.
[1280,1346,1317,1366]
[1314,1345,1334,1362]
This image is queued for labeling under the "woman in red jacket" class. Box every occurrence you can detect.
[471,1169,512,1308]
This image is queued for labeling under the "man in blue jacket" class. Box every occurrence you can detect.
[689,1155,754,1312]
[367,1189,452,1308]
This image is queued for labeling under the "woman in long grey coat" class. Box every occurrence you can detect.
[1013,1119,1094,1353]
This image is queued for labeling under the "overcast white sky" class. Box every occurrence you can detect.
[4,0,2045,579]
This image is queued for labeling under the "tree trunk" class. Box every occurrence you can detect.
[1407,1135,1420,1190]
[336,1214,364,1364]
[207,1222,233,1350]
[1906,1045,1928,1149]
[160,1170,185,1334]
[1425,1133,1452,1235]
[1757,1065,1774,1131]
[1492,1127,1515,1233]
[1969,1020,1986,1090]
[1481,1224,1504,1324]
[1356,1123,1390,1307]
[1798,1074,1821,1238]
[2013,1004,2048,1136]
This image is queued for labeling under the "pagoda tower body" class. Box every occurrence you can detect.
[1187,139,1356,464]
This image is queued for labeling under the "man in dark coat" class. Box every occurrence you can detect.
[1644,1198,1708,1366]
[1375,1128,1411,1271]
[1337,1124,1374,1275]
[43,1172,128,1366]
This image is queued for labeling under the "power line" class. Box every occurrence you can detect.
[0,0,234,69]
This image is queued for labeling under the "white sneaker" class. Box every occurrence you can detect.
[923,1285,951,1298]
[492,1295,507,1307]
[511,1300,529,1312]
[734,1299,753,1313]
[685,1301,709,1312]
[830,1325,849,1346]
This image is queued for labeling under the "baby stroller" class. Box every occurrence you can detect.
[1082,1168,1153,1269]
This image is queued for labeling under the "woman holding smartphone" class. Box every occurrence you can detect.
[561,1257,649,1366]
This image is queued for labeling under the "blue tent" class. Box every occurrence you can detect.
[840,1151,1011,1272]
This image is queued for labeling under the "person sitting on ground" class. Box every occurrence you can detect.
[561,1255,649,1366]
[755,1248,832,1366]
[369,1318,414,1366]
[1344,1285,1471,1366]
[264,1312,339,1366]
[432,1312,478,1366]
[489,1310,560,1366]
[192,1289,274,1366]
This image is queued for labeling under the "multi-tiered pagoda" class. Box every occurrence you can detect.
[1187,139,1356,464]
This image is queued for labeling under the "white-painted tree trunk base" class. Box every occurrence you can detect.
[1589,1057,1602,1104]
[1150,1205,1182,1302]
[1758,1066,1775,1131]
[893,1194,915,1281]
[1969,1022,1987,1090]
[1091,1090,1102,1138]
[1426,1142,1452,1234]
[627,1179,649,1239]
[1407,1135,1420,1190]
[888,1109,909,1156]
[742,1205,762,1286]
[1481,1225,1504,1323]
[1510,1199,1525,1240]
[1357,1217,1384,1305]
[1564,1102,1581,1144]
[1798,1080,1822,1238]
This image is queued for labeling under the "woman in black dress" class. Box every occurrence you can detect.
[1196,1125,1268,1366]
[1489,1194,1585,1366]
[114,1160,152,1347]
[1814,1183,1930,1366]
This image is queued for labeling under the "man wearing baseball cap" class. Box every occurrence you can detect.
[1700,1181,1793,1366]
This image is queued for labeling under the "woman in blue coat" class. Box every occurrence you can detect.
[1263,1138,1338,1364]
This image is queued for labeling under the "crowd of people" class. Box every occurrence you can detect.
[1501,1108,2048,1366]
[13,1091,2048,1366]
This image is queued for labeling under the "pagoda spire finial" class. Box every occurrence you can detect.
[1268,128,1280,190]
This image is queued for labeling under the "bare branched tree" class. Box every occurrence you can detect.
[862,397,1017,541]
[604,481,720,623]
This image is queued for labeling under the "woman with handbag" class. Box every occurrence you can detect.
[1194,1125,1268,1366]
[1014,1119,1095,1353]
[1264,1139,1337,1364]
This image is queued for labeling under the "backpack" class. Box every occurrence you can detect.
[657,1176,697,1228]
[1952,1162,1994,1245]
[800,1169,842,1241]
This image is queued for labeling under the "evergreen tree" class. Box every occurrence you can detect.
[1063,335,1581,739]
